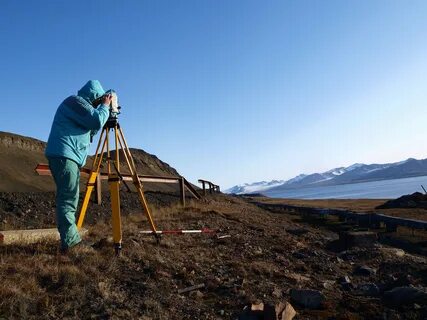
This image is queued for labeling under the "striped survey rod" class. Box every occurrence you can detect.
[140,228,216,235]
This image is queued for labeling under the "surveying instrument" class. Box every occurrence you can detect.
[76,91,159,254]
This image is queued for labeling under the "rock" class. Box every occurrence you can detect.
[339,276,353,291]
[238,303,276,320]
[251,302,264,311]
[383,286,427,306]
[254,247,263,255]
[290,289,325,309]
[323,280,335,289]
[189,290,204,299]
[353,265,376,276]
[379,247,405,257]
[275,301,296,320]
[356,283,380,297]
[285,273,310,283]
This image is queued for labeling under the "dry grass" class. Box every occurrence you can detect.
[1,195,426,319]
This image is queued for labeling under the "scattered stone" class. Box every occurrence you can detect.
[178,283,205,294]
[339,276,353,291]
[353,265,376,277]
[383,286,427,306]
[238,303,276,320]
[379,247,405,257]
[290,289,325,309]
[251,302,264,311]
[285,273,310,283]
[254,247,263,255]
[189,290,204,299]
[323,280,335,289]
[339,275,351,284]
[356,283,380,297]
[275,301,296,320]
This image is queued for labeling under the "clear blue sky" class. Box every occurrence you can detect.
[1,1,427,189]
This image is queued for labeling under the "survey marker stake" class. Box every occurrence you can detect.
[140,228,216,235]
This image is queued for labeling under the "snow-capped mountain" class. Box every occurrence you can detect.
[225,180,285,194]
[225,158,427,195]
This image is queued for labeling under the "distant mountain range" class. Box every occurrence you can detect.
[225,158,427,195]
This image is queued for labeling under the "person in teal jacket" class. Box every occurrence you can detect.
[45,80,112,252]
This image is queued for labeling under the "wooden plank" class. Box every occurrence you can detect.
[184,179,201,199]
[180,177,186,206]
[36,164,201,199]
[35,164,180,183]
[95,175,102,205]
[254,202,427,231]
[178,283,205,294]
[0,228,88,245]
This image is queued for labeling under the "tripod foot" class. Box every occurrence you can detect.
[155,234,162,245]
[114,243,122,255]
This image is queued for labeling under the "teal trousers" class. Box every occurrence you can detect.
[48,157,82,250]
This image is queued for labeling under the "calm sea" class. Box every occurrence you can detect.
[264,175,427,199]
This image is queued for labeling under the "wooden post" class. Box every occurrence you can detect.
[209,182,213,194]
[202,181,206,195]
[180,177,186,207]
[95,175,102,205]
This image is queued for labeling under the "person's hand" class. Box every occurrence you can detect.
[102,93,113,106]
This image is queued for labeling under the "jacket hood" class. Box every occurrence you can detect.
[77,80,106,103]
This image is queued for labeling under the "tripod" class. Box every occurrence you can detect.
[76,117,158,253]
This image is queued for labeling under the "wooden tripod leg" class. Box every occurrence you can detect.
[117,127,158,233]
[77,129,108,229]
[136,187,158,233]
[77,171,99,228]
[109,173,122,251]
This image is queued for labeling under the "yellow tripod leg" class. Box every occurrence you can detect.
[136,186,157,232]
[77,133,108,229]
[109,173,122,252]
[77,171,98,228]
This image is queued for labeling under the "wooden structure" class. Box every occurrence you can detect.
[35,164,201,207]
[198,179,220,195]
[253,202,427,232]
[0,228,88,245]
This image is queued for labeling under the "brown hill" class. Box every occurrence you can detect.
[0,131,182,193]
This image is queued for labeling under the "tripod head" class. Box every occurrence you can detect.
[92,90,121,124]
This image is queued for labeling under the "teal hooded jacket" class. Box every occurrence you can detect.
[45,80,110,167]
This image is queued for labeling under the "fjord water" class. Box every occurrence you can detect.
[265,176,427,199]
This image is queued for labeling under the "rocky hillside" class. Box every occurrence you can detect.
[0,131,182,192]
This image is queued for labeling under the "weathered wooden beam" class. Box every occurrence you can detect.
[254,202,427,231]
[94,175,102,205]
[35,164,181,184]
[180,177,186,206]
[0,228,88,245]
[36,164,202,201]
[183,179,201,199]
